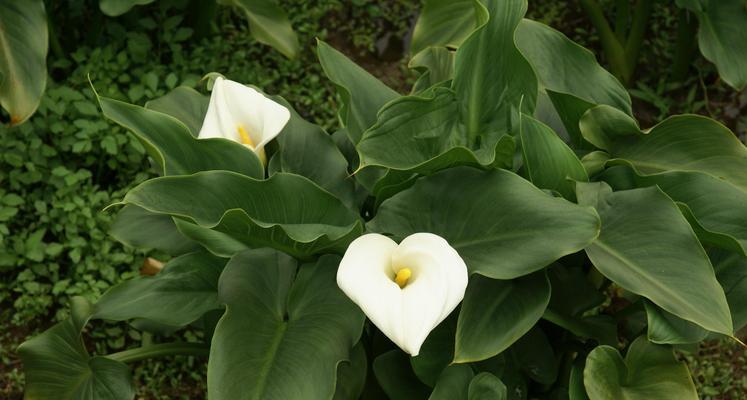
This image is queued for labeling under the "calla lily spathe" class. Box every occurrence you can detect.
[337,233,468,356]
[198,77,290,164]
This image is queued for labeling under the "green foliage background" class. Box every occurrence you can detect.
[1,0,745,399]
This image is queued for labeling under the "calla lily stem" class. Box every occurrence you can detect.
[107,342,209,364]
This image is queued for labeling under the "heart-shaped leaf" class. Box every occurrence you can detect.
[18,297,136,400]
[583,336,698,400]
[369,167,600,279]
[208,250,365,400]
[468,373,507,400]
[428,364,475,400]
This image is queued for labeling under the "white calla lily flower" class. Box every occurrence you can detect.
[198,77,290,164]
[337,233,468,356]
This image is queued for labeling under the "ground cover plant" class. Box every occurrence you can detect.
[5,0,747,399]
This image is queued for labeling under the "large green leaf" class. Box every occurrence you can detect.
[268,97,356,208]
[374,350,431,400]
[369,167,600,279]
[581,109,747,191]
[452,0,537,137]
[577,182,733,336]
[93,252,226,328]
[317,40,399,144]
[18,297,135,400]
[583,336,698,400]
[0,0,47,125]
[675,0,747,90]
[145,86,209,136]
[357,87,515,173]
[109,204,199,255]
[519,114,587,200]
[455,272,550,363]
[97,94,263,177]
[208,250,365,400]
[217,0,299,59]
[410,0,487,55]
[99,0,154,16]
[602,166,747,256]
[514,19,631,144]
[119,171,363,259]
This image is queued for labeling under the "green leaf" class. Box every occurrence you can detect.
[583,336,698,400]
[468,372,507,400]
[374,350,431,400]
[602,166,747,256]
[120,171,363,260]
[452,0,537,137]
[317,40,399,144]
[333,342,367,400]
[99,0,154,16]
[357,87,515,173]
[514,19,631,145]
[710,249,747,331]
[644,301,708,345]
[519,114,587,200]
[208,250,365,400]
[0,0,47,125]
[410,47,456,93]
[218,0,299,59]
[510,327,558,385]
[145,86,209,136]
[369,167,600,279]
[577,182,733,336]
[268,97,356,208]
[578,105,641,151]
[412,313,459,387]
[582,110,747,191]
[93,252,225,328]
[109,205,199,255]
[97,94,263,177]
[675,0,747,90]
[455,272,550,363]
[428,365,475,400]
[410,0,487,55]
[18,297,135,400]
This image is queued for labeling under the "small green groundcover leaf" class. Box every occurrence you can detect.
[583,336,698,400]
[370,167,599,279]
[119,170,364,259]
[208,249,365,400]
